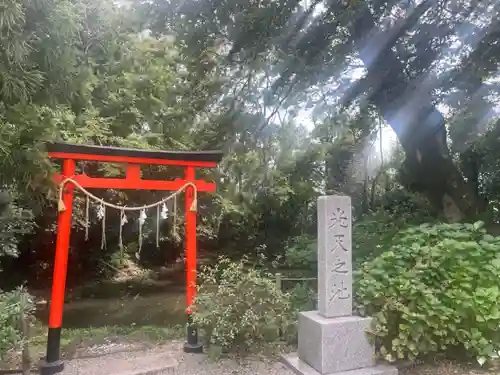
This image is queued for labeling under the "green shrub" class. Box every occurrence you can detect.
[355,221,500,365]
[352,211,403,267]
[353,198,436,267]
[288,282,316,312]
[0,287,34,360]
[0,197,34,259]
[191,257,293,356]
[284,235,317,273]
[282,199,435,275]
[378,189,435,219]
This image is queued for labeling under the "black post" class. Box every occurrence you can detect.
[39,327,64,375]
[183,314,203,353]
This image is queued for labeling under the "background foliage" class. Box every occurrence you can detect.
[191,257,293,356]
[355,222,500,365]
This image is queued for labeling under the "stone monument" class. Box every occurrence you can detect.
[282,195,398,375]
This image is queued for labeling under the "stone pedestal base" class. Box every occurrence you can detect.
[298,312,376,374]
[282,354,398,375]
[284,311,398,375]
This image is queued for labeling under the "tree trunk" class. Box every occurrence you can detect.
[400,130,482,221]
[348,1,485,220]
[325,143,353,194]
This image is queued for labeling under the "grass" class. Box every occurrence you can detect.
[2,322,185,371]
[3,285,188,370]
[36,289,188,346]
[30,324,185,352]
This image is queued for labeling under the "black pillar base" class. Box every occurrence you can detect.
[184,316,203,354]
[183,341,204,353]
[41,327,64,375]
[39,359,64,375]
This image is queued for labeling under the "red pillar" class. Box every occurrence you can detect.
[183,166,203,353]
[41,159,75,375]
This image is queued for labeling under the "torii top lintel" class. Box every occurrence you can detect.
[46,142,223,192]
[47,142,224,167]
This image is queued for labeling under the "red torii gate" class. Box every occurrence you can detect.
[40,142,223,375]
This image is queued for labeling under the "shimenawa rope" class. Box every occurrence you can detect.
[57,177,197,256]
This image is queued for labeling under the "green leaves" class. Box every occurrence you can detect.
[191,257,293,356]
[0,287,34,360]
[473,221,485,230]
[354,222,500,365]
[0,193,35,259]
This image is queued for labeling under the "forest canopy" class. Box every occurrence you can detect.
[0,0,500,284]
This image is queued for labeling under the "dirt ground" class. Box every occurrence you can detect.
[8,273,498,375]
[401,360,500,375]
[60,340,500,375]
[4,335,500,375]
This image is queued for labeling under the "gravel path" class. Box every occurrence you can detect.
[58,340,500,375]
[60,340,295,375]
[171,341,294,375]
[175,352,294,375]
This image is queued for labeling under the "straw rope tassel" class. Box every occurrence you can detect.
[138,218,143,255]
[85,196,90,241]
[173,195,177,238]
[119,208,125,260]
[100,204,106,249]
[137,209,147,258]
[189,188,198,212]
[58,185,66,212]
[156,205,160,248]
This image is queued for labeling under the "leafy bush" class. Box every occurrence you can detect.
[288,282,316,311]
[354,192,436,267]
[282,197,434,276]
[0,196,35,259]
[378,189,436,219]
[0,287,34,360]
[284,235,317,273]
[191,257,293,355]
[355,221,500,365]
